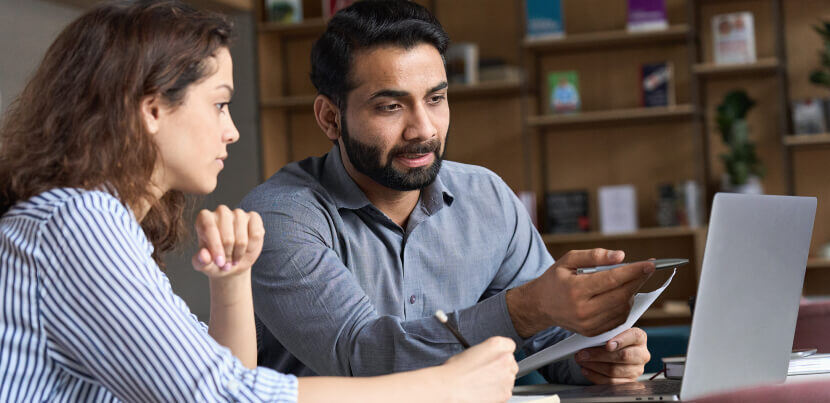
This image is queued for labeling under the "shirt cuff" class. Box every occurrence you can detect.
[455,290,524,346]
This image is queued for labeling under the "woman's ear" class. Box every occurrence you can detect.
[313,95,342,142]
[140,95,162,135]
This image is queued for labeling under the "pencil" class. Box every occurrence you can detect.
[434,310,471,348]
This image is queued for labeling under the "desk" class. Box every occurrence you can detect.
[508,372,830,402]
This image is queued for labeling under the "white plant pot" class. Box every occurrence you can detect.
[721,174,764,195]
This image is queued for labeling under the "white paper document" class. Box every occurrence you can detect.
[517,269,677,377]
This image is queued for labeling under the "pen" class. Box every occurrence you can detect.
[434,310,471,348]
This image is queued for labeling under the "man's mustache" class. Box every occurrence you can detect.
[389,139,441,156]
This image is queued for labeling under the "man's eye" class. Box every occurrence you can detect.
[429,95,446,104]
[379,104,401,112]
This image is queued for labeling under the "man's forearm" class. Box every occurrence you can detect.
[505,281,547,339]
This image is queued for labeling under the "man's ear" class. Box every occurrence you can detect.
[313,94,342,142]
[140,95,163,135]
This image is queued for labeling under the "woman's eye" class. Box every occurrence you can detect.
[216,102,231,112]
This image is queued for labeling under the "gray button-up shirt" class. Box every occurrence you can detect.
[241,146,588,384]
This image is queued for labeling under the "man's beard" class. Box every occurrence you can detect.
[340,115,446,191]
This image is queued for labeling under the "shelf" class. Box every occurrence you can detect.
[807,258,830,270]
[258,17,327,36]
[542,226,704,244]
[522,24,689,52]
[527,104,695,129]
[261,95,316,110]
[450,80,523,100]
[783,134,830,147]
[640,307,691,321]
[692,58,780,78]
[260,79,523,109]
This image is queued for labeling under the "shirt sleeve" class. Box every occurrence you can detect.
[36,193,298,402]
[250,196,530,376]
[487,179,591,385]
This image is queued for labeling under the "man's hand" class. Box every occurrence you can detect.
[575,328,650,384]
[506,249,654,338]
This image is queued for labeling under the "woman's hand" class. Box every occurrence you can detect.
[191,205,264,278]
[439,337,519,403]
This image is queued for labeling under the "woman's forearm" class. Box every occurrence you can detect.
[297,367,444,403]
[207,270,257,368]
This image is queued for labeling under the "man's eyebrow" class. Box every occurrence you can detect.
[429,81,449,93]
[217,84,235,97]
[369,89,409,100]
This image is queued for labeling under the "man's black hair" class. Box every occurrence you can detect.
[310,0,449,111]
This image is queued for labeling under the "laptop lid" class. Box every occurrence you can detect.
[681,193,816,400]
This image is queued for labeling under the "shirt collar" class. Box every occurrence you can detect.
[320,145,456,212]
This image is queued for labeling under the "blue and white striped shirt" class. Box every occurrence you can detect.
[0,188,298,402]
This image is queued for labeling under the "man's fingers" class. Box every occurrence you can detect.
[579,361,643,380]
[577,345,651,366]
[195,209,226,267]
[557,249,625,270]
[607,328,648,352]
[231,209,249,266]
[582,261,654,296]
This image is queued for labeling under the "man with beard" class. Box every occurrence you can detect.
[241,0,654,385]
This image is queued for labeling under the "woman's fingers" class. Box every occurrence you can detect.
[195,209,226,268]
[231,209,249,266]
[193,206,263,277]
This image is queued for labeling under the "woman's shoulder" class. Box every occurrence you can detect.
[4,187,134,228]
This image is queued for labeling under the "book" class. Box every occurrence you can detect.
[712,12,757,65]
[525,0,564,40]
[656,180,702,228]
[544,190,589,234]
[547,70,580,114]
[265,0,302,23]
[627,0,668,32]
[662,353,830,379]
[445,43,479,85]
[641,61,675,107]
[322,0,357,19]
[478,58,522,83]
[792,98,828,135]
[598,185,638,234]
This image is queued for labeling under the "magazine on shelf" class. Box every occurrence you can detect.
[525,0,564,40]
[627,0,668,32]
[547,70,580,114]
[712,12,757,64]
[792,98,828,135]
[640,61,675,107]
[265,0,302,23]
[598,185,638,234]
[445,43,479,85]
[544,190,590,234]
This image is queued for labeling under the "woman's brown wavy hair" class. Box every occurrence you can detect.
[0,0,233,265]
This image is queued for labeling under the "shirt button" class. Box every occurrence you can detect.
[409,295,416,304]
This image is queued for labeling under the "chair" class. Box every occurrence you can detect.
[792,298,830,352]
[692,379,830,403]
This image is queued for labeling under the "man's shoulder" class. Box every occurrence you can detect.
[439,161,511,194]
[240,156,330,213]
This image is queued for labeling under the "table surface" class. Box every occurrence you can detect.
[508,372,830,402]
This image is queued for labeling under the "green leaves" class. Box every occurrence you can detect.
[716,90,762,186]
[810,20,830,89]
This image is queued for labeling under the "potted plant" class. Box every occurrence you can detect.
[716,90,765,194]
[809,20,830,90]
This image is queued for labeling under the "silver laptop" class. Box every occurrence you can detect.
[549,193,817,401]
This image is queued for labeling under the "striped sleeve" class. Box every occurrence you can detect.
[35,192,297,402]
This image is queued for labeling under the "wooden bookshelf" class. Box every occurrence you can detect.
[542,226,703,244]
[261,94,315,109]
[258,17,326,36]
[692,58,780,78]
[527,105,695,128]
[522,24,689,52]
[807,258,830,270]
[783,134,830,147]
[449,80,523,100]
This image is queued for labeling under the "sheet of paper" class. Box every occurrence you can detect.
[508,395,560,403]
[517,269,676,377]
